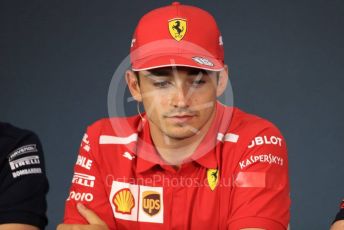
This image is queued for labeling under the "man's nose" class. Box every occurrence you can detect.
[171,85,190,108]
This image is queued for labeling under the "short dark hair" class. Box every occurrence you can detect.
[133,71,140,86]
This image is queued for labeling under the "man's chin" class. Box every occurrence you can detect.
[164,128,200,140]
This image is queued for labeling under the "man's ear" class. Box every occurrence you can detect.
[216,64,229,97]
[125,70,142,102]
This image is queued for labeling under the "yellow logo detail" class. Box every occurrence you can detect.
[168,18,187,41]
[113,188,135,214]
[142,191,161,216]
[207,168,219,191]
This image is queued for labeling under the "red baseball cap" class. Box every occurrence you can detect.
[130,2,224,71]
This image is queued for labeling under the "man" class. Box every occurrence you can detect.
[0,122,48,230]
[59,2,290,229]
[330,200,344,230]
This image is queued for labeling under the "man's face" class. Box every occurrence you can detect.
[136,67,219,140]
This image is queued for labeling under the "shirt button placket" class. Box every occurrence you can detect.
[170,171,186,230]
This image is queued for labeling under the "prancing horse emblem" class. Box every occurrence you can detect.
[168,18,187,41]
[207,168,219,191]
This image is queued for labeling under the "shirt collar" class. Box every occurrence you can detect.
[136,119,162,173]
[136,102,228,173]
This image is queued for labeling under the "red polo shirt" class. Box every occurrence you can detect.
[63,102,290,229]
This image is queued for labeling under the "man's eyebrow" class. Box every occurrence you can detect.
[145,68,209,77]
[145,69,173,77]
[185,69,208,76]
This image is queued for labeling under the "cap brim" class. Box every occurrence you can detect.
[131,54,224,72]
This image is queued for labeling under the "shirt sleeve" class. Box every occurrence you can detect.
[0,132,49,230]
[63,125,116,229]
[334,209,344,222]
[228,125,290,230]
[333,200,344,223]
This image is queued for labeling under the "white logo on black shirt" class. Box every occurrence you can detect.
[12,168,42,178]
[9,155,40,170]
[8,144,38,160]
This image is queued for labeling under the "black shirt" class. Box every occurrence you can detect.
[334,200,344,223]
[0,122,48,229]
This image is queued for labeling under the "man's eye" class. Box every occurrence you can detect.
[191,80,206,86]
[153,81,170,88]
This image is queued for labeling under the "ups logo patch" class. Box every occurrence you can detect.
[142,191,161,216]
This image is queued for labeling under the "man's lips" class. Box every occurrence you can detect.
[165,114,195,123]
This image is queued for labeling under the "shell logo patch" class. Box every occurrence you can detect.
[168,18,187,41]
[113,188,135,214]
[142,191,161,216]
[207,168,219,191]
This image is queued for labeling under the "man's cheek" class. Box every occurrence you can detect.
[159,97,170,107]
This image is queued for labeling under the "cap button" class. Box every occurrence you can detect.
[172,2,181,6]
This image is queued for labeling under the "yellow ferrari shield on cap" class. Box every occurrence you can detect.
[168,18,187,41]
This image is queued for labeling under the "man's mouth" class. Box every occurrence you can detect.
[166,114,195,123]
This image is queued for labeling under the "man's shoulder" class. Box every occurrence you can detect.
[229,107,284,138]
[85,115,142,137]
[0,122,36,140]
[220,107,288,171]
[0,122,39,159]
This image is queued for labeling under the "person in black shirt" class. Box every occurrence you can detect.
[331,200,344,230]
[0,122,48,230]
